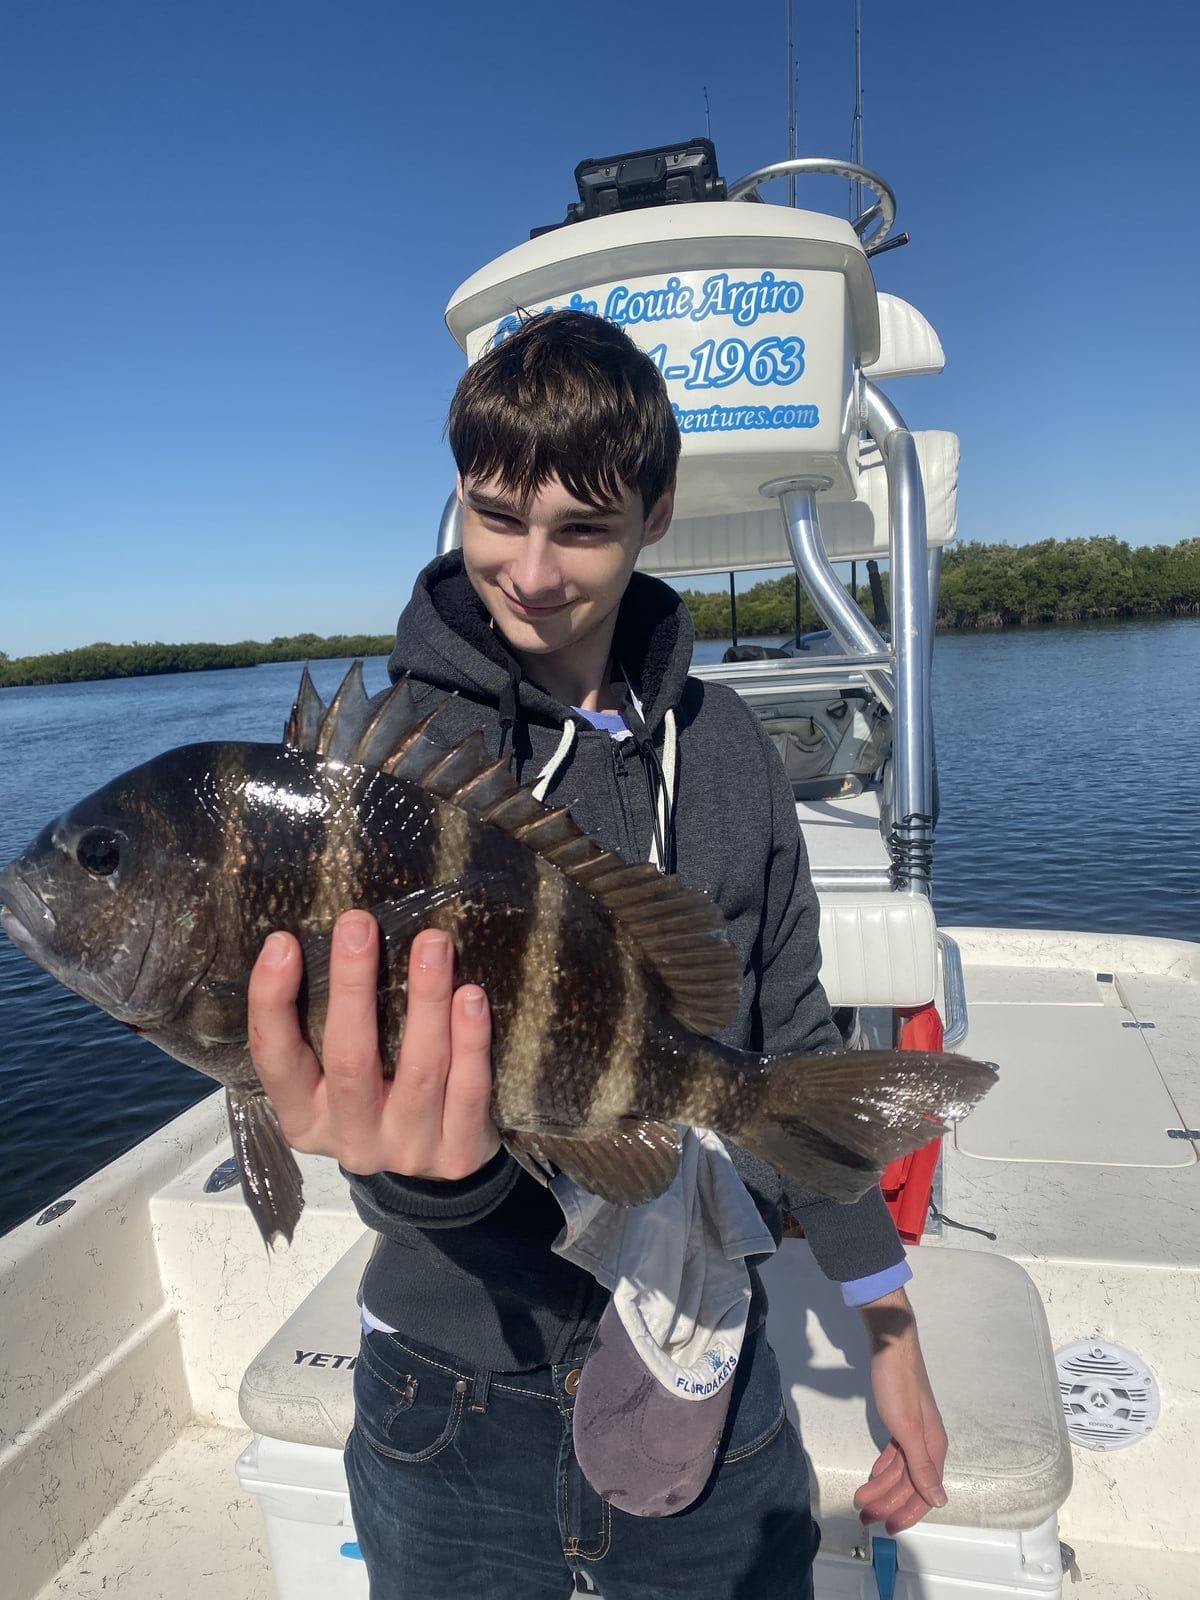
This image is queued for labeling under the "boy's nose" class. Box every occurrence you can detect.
[510,537,562,600]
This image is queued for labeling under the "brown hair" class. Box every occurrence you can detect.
[447,309,680,514]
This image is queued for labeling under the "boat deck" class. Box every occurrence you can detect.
[12,927,1200,1600]
[33,1424,270,1600]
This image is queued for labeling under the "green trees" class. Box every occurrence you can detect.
[679,537,1200,638]
[936,537,1200,628]
[2,536,1197,686]
[0,633,394,689]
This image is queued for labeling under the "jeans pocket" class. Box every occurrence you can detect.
[716,1330,787,1466]
[353,1331,468,1464]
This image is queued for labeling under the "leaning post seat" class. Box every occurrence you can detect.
[817,889,938,1010]
[637,427,959,578]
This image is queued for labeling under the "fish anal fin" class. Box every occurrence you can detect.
[226,1088,305,1249]
[505,1121,683,1206]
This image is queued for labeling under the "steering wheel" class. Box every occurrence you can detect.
[726,158,897,253]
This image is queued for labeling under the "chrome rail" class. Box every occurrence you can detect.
[761,477,896,714]
[437,492,462,555]
[761,380,935,891]
[726,157,897,251]
[938,932,969,1048]
[811,867,893,894]
[862,381,935,891]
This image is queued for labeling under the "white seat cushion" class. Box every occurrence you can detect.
[817,891,938,1008]
[637,429,959,576]
[762,1240,1072,1538]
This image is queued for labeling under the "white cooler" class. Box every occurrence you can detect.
[236,1234,1071,1600]
[237,1233,375,1600]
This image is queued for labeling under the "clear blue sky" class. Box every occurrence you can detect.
[3,0,1197,656]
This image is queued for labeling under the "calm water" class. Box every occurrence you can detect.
[1,622,1196,1234]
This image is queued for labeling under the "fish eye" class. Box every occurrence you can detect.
[76,829,121,877]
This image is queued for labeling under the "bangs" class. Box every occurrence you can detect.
[448,311,680,513]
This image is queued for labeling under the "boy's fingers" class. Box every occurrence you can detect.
[248,931,322,1130]
[321,911,387,1136]
[394,930,456,1096]
[442,985,497,1151]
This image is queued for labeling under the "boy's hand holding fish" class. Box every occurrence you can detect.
[249,913,500,1181]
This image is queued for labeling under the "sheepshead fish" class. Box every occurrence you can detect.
[0,663,993,1246]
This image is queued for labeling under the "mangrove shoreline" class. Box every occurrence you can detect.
[3,537,1197,688]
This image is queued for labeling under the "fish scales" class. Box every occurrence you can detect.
[0,662,997,1246]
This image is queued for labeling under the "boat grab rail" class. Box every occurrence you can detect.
[760,379,934,892]
[938,931,968,1048]
[727,157,897,251]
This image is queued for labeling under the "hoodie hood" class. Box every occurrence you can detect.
[387,550,695,736]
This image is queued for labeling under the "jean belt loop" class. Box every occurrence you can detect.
[469,1367,493,1415]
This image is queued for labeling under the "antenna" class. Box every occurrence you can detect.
[703,84,712,142]
[786,0,797,207]
[850,0,864,222]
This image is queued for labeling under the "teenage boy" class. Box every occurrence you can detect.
[248,310,949,1599]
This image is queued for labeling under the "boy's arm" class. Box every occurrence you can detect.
[855,1285,949,1532]
[749,716,948,1530]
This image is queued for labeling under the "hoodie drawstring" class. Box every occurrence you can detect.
[650,708,678,872]
[531,721,576,803]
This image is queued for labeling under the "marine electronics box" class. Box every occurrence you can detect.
[235,1234,1070,1600]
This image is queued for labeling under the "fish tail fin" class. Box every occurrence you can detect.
[226,1088,305,1249]
[735,1048,995,1203]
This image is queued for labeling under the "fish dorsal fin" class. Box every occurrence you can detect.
[315,660,375,760]
[281,665,740,1035]
[283,663,443,766]
[283,665,327,751]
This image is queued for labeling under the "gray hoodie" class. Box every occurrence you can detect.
[349,551,903,1368]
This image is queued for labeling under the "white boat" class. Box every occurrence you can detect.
[3,141,1197,1600]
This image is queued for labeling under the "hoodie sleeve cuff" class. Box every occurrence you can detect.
[343,1147,520,1233]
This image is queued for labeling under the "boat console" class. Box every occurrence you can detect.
[440,142,955,907]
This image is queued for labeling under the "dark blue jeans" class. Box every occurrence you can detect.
[344,1323,818,1599]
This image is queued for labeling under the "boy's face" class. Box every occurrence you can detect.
[458,471,673,668]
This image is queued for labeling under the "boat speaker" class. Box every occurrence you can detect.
[1055,1338,1160,1451]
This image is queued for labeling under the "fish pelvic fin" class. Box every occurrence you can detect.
[281,664,741,1037]
[226,1088,305,1249]
[505,1120,683,1206]
[736,1049,996,1204]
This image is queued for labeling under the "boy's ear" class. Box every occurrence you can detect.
[456,472,465,503]
[641,484,675,550]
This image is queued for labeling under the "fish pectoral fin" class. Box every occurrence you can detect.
[505,1120,682,1206]
[226,1088,304,1249]
[185,978,248,1044]
[297,874,507,1010]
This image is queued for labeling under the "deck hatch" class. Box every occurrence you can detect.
[953,1004,1195,1168]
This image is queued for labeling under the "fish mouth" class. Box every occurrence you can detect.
[0,862,55,949]
[0,860,160,1027]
